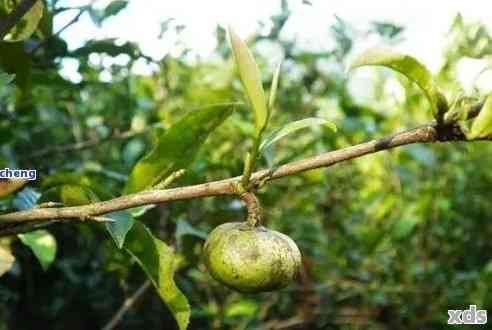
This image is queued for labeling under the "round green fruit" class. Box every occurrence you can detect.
[203,222,302,293]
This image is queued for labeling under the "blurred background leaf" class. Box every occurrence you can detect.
[1,1,492,329]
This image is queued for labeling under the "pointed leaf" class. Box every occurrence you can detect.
[125,222,190,330]
[4,0,44,42]
[228,26,268,132]
[349,48,447,116]
[18,230,57,271]
[103,0,128,18]
[39,184,99,206]
[469,95,492,139]
[12,189,58,271]
[105,210,135,249]
[268,61,282,111]
[260,118,337,152]
[123,104,233,194]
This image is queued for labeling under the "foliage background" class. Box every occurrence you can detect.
[1,1,492,329]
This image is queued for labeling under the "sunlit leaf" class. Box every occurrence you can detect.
[349,48,448,117]
[469,95,492,139]
[125,222,190,330]
[225,300,258,318]
[105,210,134,249]
[4,0,44,42]
[11,189,57,271]
[39,184,99,206]
[129,205,156,218]
[268,61,282,111]
[40,171,113,200]
[123,104,234,194]
[18,230,57,271]
[260,118,337,152]
[0,239,14,277]
[228,26,268,132]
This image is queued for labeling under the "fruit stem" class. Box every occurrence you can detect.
[240,192,261,227]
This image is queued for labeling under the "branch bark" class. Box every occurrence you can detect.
[23,123,164,160]
[101,280,151,330]
[0,122,489,236]
[0,0,38,40]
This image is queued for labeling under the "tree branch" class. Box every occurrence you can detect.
[0,122,489,236]
[0,0,38,40]
[23,123,164,160]
[101,280,151,330]
[29,7,86,54]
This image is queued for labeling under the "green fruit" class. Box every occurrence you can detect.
[203,222,302,293]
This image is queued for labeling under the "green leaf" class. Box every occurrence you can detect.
[123,104,234,194]
[225,300,258,318]
[105,210,135,249]
[260,118,337,152]
[0,71,14,86]
[176,219,207,242]
[0,240,14,277]
[39,184,99,206]
[268,61,281,111]
[18,230,57,271]
[349,48,447,117]
[72,39,140,58]
[103,0,128,18]
[125,222,190,330]
[0,43,32,96]
[11,189,57,272]
[392,217,420,240]
[4,0,44,42]
[129,205,156,218]
[228,26,268,132]
[469,95,492,139]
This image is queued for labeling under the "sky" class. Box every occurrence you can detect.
[54,0,492,90]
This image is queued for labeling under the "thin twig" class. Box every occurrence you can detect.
[86,216,115,223]
[34,202,64,209]
[23,123,164,160]
[153,169,186,190]
[101,280,151,330]
[0,122,490,236]
[30,7,86,54]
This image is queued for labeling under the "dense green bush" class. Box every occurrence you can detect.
[1,1,492,329]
